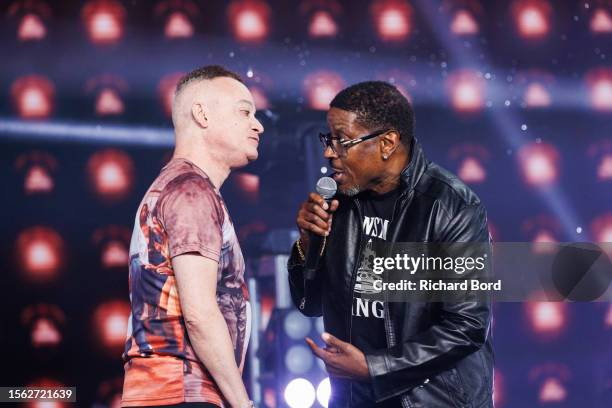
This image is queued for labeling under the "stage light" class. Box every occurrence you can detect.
[539,377,567,403]
[25,378,67,408]
[93,300,130,351]
[16,151,57,195]
[597,154,612,181]
[309,10,338,38]
[24,164,53,194]
[285,345,314,374]
[450,144,491,184]
[523,215,561,253]
[371,0,412,42]
[284,310,312,340]
[31,317,61,347]
[591,213,612,242]
[22,304,65,348]
[284,378,316,408]
[101,240,128,268]
[18,13,46,41]
[304,70,345,111]
[586,69,612,111]
[17,226,64,283]
[526,302,566,336]
[85,74,128,116]
[531,230,559,254]
[532,230,558,244]
[524,82,551,107]
[606,304,612,328]
[87,149,135,201]
[450,10,479,35]
[158,72,184,118]
[316,377,331,407]
[11,75,54,119]
[249,86,270,110]
[512,0,551,39]
[587,139,612,182]
[26,400,66,408]
[10,1,51,42]
[165,11,194,38]
[590,8,612,33]
[232,172,260,203]
[592,79,612,110]
[95,88,124,116]
[227,0,271,43]
[93,225,130,268]
[447,70,484,113]
[458,157,486,184]
[517,142,560,186]
[82,0,126,45]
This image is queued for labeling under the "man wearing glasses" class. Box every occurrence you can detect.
[288,81,494,407]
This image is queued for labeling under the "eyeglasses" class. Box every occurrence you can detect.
[318,129,392,156]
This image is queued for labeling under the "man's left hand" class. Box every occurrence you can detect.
[305,332,370,381]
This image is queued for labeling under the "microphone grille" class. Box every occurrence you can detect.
[316,176,337,200]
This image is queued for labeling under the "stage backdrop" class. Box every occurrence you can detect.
[1,0,611,407]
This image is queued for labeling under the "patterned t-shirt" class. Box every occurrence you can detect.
[121,158,250,407]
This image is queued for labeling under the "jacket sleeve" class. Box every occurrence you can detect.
[366,203,493,401]
[287,241,325,317]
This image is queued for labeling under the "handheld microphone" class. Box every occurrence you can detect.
[304,176,337,280]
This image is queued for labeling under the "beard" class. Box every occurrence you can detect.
[340,184,361,197]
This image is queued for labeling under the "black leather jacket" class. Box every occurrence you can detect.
[288,139,494,407]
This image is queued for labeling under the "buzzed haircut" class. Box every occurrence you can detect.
[330,81,415,147]
[175,65,243,96]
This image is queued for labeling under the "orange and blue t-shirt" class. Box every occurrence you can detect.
[121,159,250,407]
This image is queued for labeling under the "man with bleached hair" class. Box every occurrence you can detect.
[122,65,263,408]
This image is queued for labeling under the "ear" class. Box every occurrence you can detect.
[191,102,209,129]
[380,130,401,158]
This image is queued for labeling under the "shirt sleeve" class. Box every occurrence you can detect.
[159,173,224,261]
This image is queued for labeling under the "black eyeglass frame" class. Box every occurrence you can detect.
[318,128,395,154]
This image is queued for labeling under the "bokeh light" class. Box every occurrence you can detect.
[227,0,271,43]
[92,300,131,352]
[11,75,55,119]
[16,226,65,283]
[517,142,560,186]
[371,0,412,42]
[87,149,135,202]
[82,0,126,45]
[447,70,485,113]
[284,378,316,408]
[303,70,345,111]
[512,0,551,39]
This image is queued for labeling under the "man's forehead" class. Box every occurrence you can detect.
[327,108,368,132]
[328,107,354,124]
[236,98,254,107]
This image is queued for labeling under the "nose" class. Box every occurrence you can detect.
[252,117,264,134]
[323,144,337,159]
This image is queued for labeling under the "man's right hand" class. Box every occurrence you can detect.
[296,192,339,252]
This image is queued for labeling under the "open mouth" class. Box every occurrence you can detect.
[331,169,345,183]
